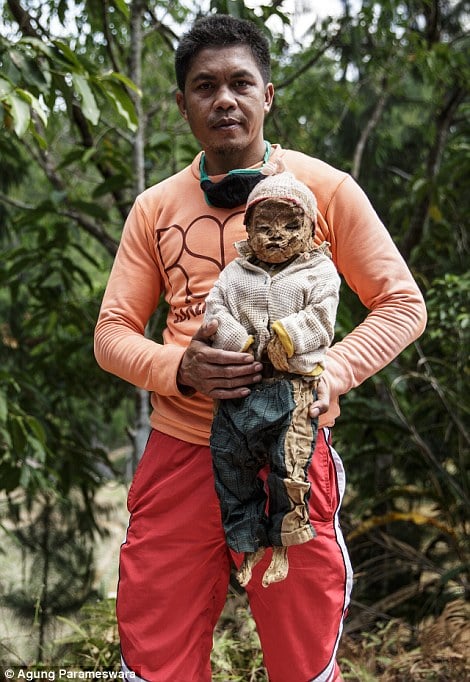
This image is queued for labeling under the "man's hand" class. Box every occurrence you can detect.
[177,319,263,399]
[309,376,329,419]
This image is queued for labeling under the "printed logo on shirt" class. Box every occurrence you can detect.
[155,212,244,324]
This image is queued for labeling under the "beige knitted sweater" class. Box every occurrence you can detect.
[204,241,340,375]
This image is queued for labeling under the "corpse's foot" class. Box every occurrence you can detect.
[262,546,289,587]
[236,547,266,587]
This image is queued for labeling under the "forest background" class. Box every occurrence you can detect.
[0,0,468,679]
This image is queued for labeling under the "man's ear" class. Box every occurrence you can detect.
[264,83,275,114]
[176,91,187,119]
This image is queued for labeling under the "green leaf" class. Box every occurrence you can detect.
[114,0,130,19]
[9,416,27,454]
[0,75,13,98]
[69,199,109,220]
[16,88,48,126]
[0,393,7,424]
[72,74,100,126]
[6,92,31,136]
[92,173,128,198]
[24,416,46,447]
[8,48,52,92]
[100,80,137,132]
[53,40,84,70]
[20,37,56,60]
[102,70,141,95]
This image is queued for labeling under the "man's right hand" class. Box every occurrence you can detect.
[177,320,263,399]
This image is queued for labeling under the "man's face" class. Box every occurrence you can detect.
[176,45,274,175]
[246,199,314,263]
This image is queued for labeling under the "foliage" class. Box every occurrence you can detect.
[0,0,469,668]
[211,587,266,681]
[1,492,98,662]
[56,598,121,670]
[8,594,467,679]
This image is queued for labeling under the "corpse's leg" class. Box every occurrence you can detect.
[267,378,317,551]
[261,546,289,587]
[245,429,353,682]
[210,396,269,554]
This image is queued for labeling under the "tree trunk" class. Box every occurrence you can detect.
[128,0,151,475]
[400,88,465,261]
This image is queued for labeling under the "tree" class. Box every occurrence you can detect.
[1,0,468,665]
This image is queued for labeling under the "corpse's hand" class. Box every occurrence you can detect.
[309,375,329,419]
[177,319,263,399]
[266,335,289,372]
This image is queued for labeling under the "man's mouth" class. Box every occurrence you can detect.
[212,118,240,129]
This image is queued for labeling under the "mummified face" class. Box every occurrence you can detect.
[246,199,314,263]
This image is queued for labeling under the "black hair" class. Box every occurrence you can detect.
[175,14,271,91]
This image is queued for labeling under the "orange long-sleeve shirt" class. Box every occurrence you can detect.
[94,145,427,445]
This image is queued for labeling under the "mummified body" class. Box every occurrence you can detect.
[205,171,340,587]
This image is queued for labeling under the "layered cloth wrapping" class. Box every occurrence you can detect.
[205,240,339,372]
[206,240,340,553]
[211,376,319,552]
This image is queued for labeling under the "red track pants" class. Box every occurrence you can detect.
[118,428,352,682]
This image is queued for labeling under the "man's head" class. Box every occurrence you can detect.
[244,172,317,263]
[175,14,271,92]
[175,15,274,174]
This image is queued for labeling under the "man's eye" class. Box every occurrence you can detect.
[286,223,301,230]
[234,80,250,88]
[198,82,213,90]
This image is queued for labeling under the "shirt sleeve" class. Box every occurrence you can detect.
[94,197,186,397]
[323,175,427,400]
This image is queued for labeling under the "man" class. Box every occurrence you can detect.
[94,13,427,682]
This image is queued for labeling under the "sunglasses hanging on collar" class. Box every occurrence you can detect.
[199,142,272,209]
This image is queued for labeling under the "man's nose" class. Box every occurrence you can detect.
[214,85,237,109]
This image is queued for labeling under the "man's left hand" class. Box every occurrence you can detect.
[309,376,329,419]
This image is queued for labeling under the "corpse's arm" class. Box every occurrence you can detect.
[272,260,340,356]
[322,175,427,401]
[204,272,255,353]
[94,198,186,397]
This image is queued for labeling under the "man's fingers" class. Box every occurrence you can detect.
[309,377,329,419]
[192,319,218,342]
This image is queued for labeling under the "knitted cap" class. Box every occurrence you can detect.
[245,172,317,222]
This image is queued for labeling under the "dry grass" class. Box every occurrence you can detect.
[338,599,470,681]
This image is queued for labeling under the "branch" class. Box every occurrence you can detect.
[275,28,342,91]
[413,342,470,445]
[62,209,119,256]
[21,138,119,256]
[0,190,118,256]
[102,0,122,73]
[143,3,179,49]
[5,0,46,38]
[0,192,33,210]
[400,85,466,260]
[351,85,389,180]
[387,381,469,505]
